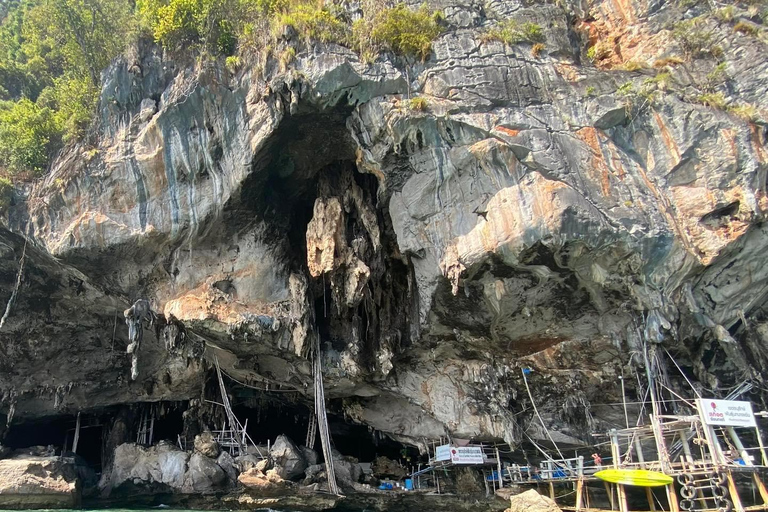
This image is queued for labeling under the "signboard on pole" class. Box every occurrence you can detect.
[450,446,485,464]
[697,399,757,428]
[435,444,451,462]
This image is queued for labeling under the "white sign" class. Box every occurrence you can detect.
[450,446,485,465]
[697,399,757,428]
[435,444,451,462]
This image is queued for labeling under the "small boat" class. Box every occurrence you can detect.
[595,469,674,487]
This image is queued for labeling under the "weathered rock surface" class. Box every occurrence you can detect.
[194,431,220,458]
[184,452,227,492]
[269,435,307,480]
[1,0,768,480]
[238,467,289,493]
[104,442,233,495]
[371,456,405,479]
[505,489,562,512]
[0,456,80,509]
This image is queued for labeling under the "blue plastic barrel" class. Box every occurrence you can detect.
[405,478,413,490]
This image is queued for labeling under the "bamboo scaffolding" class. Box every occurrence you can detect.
[314,340,340,495]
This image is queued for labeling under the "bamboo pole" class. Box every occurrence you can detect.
[72,412,81,454]
[605,482,615,511]
[610,429,629,512]
[635,437,656,512]
[496,447,504,489]
[148,408,155,446]
[755,426,768,466]
[752,473,768,505]
[726,470,745,512]
[726,426,752,465]
[575,477,584,511]
[314,340,339,495]
[665,483,680,512]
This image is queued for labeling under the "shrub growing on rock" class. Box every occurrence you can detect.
[0,98,60,175]
[0,178,12,212]
[273,3,347,44]
[484,19,545,45]
[356,3,442,61]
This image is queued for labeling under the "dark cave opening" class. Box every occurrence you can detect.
[4,414,103,469]
[143,403,186,445]
[327,419,416,463]
[232,398,312,449]
[229,391,411,464]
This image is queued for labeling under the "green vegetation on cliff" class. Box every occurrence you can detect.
[0,0,134,176]
[0,0,443,176]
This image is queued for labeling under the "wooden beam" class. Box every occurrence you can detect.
[496,447,503,489]
[665,483,680,512]
[609,429,629,512]
[605,482,615,511]
[753,474,768,505]
[575,478,584,511]
[755,426,768,466]
[148,410,155,446]
[727,470,745,512]
[635,437,656,512]
[72,412,81,454]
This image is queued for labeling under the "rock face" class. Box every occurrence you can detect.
[1,0,768,489]
[0,456,80,509]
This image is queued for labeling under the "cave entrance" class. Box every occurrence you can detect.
[134,402,186,446]
[327,417,416,463]
[3,413,104,470]
[229,388,414,465]
[232,395,311,448]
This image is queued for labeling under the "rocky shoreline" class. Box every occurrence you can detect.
[0,433,514,511]
[91,491,511,512]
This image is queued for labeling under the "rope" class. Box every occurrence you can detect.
[663,347,701,399]
[0,232,28,331]
[314,335,340,495]
[521,368,566,462]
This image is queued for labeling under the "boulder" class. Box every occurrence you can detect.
[235,454,263,473]
[0,444,11,459]
[238,467,288,494]
[506,489,562,512]
[333,456,363,486]
[216,451,238,483]
[269,435,306,480]
[107,442,189,492]
[304,463,325,483]
[183,452,227,492]
[255,458,270,473]
[496,486,523,501]
[300,445,319,466]
[331,450,362,485]
[302,456,362,489]
[193,431,220,458]
[371,456,406,479]
[0,456,80,508]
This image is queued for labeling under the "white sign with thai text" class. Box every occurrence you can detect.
[435,444,451,461]
[697,399,757,428]
[450,446,485,464]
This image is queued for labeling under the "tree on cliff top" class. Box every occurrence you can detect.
[0,0,134,176]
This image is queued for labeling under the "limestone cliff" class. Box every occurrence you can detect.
[1,0,767,476]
